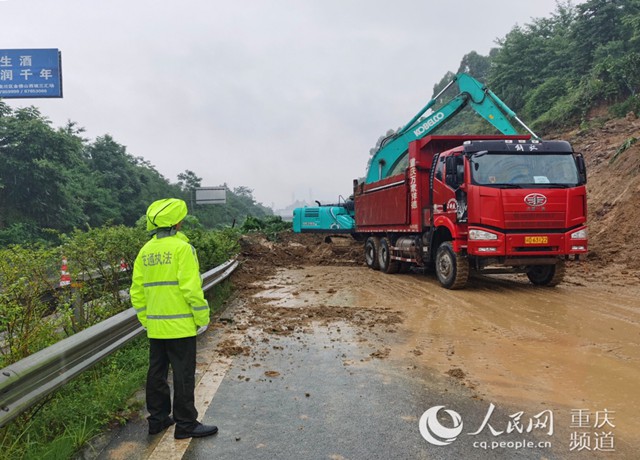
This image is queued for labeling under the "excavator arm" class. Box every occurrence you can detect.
[365,73,537,183]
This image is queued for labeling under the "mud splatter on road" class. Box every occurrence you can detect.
[226,233,640,450]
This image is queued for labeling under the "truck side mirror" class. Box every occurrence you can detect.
[445,156,461,188]
[575,153,587,185]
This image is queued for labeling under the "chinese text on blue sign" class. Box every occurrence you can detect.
[0,49,62,98]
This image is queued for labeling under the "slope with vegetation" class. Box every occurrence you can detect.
[429,0,640,136]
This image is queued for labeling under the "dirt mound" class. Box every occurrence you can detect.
[244,303,402,337]
[239,232,362,267]
[233,232,364,291]
[553,115,640,272]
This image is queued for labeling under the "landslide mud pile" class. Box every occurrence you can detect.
[233,233,363,291]
[240,233,362,267]
[557,115,640,272]
[222,237,402,363]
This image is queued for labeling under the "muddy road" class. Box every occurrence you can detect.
[97,235,639,459]
[218,232,638,456]
[225,262,639,455]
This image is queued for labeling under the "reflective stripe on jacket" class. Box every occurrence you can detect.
[130,231,209,339]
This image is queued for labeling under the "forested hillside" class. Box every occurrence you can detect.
[432,0,640,136]
[429,0,640,275]
[0,104,272,246]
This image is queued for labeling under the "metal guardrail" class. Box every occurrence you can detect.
[0,258,238,428]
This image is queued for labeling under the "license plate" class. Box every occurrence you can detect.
[525,236,548,244]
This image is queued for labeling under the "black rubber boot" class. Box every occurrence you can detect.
[174,422,218,439]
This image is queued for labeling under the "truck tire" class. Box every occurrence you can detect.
[378,237,399,274]
[526,260,565,286]
[364,237,381,270]
[435,241,469,289]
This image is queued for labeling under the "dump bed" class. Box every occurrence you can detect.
[354,135,530,233]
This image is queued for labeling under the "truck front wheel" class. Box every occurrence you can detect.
[435,241,469,289]
[378,237,399,274]
[526,260,565,286]
[364,237,380,270]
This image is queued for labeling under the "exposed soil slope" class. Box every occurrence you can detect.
[556,115,640,272]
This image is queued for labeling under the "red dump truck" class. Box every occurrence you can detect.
[354,134,588,289]
[293,73,588,288]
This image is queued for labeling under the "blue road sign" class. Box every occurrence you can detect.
[0,48,62,98]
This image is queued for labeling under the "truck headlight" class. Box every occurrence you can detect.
[571,229,587,239]
[469,229,498,240]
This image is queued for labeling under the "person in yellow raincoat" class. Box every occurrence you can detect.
[130,198,218,439]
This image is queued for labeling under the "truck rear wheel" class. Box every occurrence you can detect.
[364,237,381,270]
[526,260,565,286]
[379,237,399,274]
[435,241,469,289]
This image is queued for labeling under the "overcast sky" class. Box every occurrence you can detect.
[1,0,581,210]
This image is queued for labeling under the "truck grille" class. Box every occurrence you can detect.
[513,246,558,252]
[505,211,565,229]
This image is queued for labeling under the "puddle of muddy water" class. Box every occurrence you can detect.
[370,271,640,447]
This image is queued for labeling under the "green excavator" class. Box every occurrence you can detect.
[293,73,538,233]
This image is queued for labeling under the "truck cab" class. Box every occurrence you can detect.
[428,138,588,287]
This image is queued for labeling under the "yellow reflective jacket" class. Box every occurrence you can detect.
[130,231,209,339]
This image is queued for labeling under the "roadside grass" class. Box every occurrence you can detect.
[0,337,148,460]
[208,279,233,314]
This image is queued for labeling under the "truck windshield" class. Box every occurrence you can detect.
[471,153,579,186]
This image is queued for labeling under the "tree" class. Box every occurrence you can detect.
[489,2,577,111]
[0,106,86,231]
[457,51,491,81]
[0,103,269,244]
[177,170,202,193]
[570,0,631,75]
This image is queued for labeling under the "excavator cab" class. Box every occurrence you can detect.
[292,197,356,234]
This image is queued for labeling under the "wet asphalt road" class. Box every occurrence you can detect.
[182,320,563,460]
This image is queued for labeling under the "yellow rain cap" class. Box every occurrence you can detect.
[146,198,188,231]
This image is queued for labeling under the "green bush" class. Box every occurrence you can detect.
[240,216,291,241]
[185,227,241,269]
[609,95,640,118]
[524,77,568,120]
[0,245,61,367]
[532,90,584,134]
[0,222,58,247]
[59,225,147,332]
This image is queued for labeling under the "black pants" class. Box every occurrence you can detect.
[147,337,198,431]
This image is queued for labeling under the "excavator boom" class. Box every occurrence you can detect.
[365,73,536,183]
